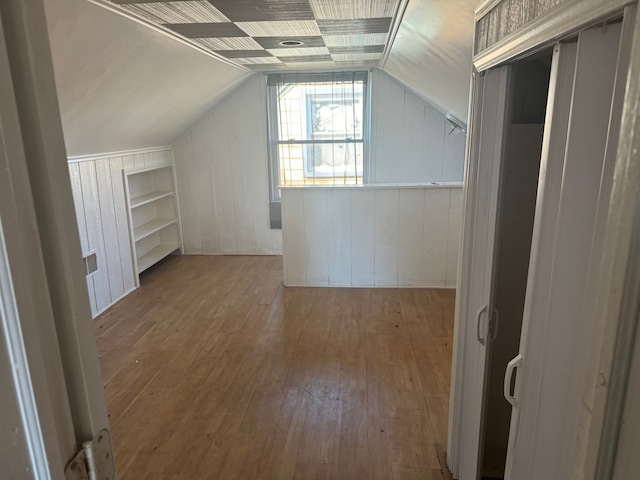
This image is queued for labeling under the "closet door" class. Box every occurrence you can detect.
[451,65,511,480]
[504,19,628,480]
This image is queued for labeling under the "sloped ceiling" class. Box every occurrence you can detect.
[102,0,402,71]
[44,0,249,157]
[44,0,479,157]
[384,0,477,122]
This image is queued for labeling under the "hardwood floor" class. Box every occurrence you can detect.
[95,255,455,480]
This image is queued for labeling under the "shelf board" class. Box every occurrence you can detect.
[137,244,180,273]
[130,190,174,209]
[134,218,178,242]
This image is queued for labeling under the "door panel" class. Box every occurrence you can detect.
[453,65,512,480]
[0,1,114,478]
[505,22,624,480]
[0,11,75,478]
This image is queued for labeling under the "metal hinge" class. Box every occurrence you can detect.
[65,429,116,480]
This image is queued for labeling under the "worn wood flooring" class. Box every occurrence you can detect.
[95,255,455,480]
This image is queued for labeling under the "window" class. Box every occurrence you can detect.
[267,72,369,218]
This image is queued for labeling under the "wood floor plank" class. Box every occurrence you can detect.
[94,255,456,480]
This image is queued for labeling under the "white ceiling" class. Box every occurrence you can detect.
[44,0,478,157]
[385,0,477,122]
[44,0,248,157]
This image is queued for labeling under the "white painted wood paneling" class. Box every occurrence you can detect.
[422,189,449,286]
[282,185,462,287]
[68,147,173,317]
[327,189,352,286]
[374,188,400,286]
[173,72,464,258]
[281,188,306,286]
[174,76,283,255]
[398,188,425,286]
[371,70,466,184]
[351,189,376,286]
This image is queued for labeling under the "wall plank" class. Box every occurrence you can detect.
[282,186,462,287]
[374,188,400,286]
[174,76,283,255]
[351,189,375,286]
[371,69,466,184]
[327,189,352,286]
[398,188,425,286]
[281,188,306,285]
[78,161,111,313]
[422,189,449,286]
[304,189,329,286]
[95,159,125,302]
[68,147,174,317]
[447,188,464,287]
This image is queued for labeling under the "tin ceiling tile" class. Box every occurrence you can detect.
[309,0,397,20]
[237,20,321,36]
[328,44,384,54]
[334,60,380,68]
[164,22,248,38]
[322,33,388,47]
[266,46,330,56]
[331,52,382,62]
[209,0,315,22]
[117,1,230,24]
[192,36,263,50]
[249,64,291,71]
[254,36,325,49]
[237,56,284,64]
[279,61,336,69]
[215,49,274,58]
[276,54,333,62]
[318,18,392,35]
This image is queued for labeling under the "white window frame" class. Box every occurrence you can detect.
[266,72,371,228]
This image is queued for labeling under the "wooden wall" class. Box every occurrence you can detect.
[173,75,283,255]
[68,147,174,317]
[281,185,462,287]
[173,71,466,256]
[370,69,466,184]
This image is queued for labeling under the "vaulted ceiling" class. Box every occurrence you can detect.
[104,0,403,71]
[44,0,478,156]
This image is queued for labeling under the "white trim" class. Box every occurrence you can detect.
[0,219,51,479]
[379,0,411,69]
[473,0,633,72]
[475,0,503,21]
[67,145,173,163]
[123,160,173,176]
[280,182,463,190]
[93,286,137,318]
[85,0,251,73]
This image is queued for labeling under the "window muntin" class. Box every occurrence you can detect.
[268,72,369,202]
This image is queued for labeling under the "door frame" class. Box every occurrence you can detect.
[448,64,512,479]
[453,1,640,479]
[0,0,114,476]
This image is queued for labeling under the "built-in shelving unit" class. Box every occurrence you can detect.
[123,162,182,285]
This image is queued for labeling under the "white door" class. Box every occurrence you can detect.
[504,19,628,480]
[0,1,114,478]
[449,65,512,480]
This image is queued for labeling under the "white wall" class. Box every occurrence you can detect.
[173,70,465,256]
[173,75,283,255]
[281,185,462,288]
[44,0,248,157]
[370,69,466,184]
[68,147,174,317]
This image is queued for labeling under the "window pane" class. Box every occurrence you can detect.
[278,142,363,187]
[268,72,368,202]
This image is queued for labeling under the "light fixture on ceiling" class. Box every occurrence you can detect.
[278,40,304,47]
